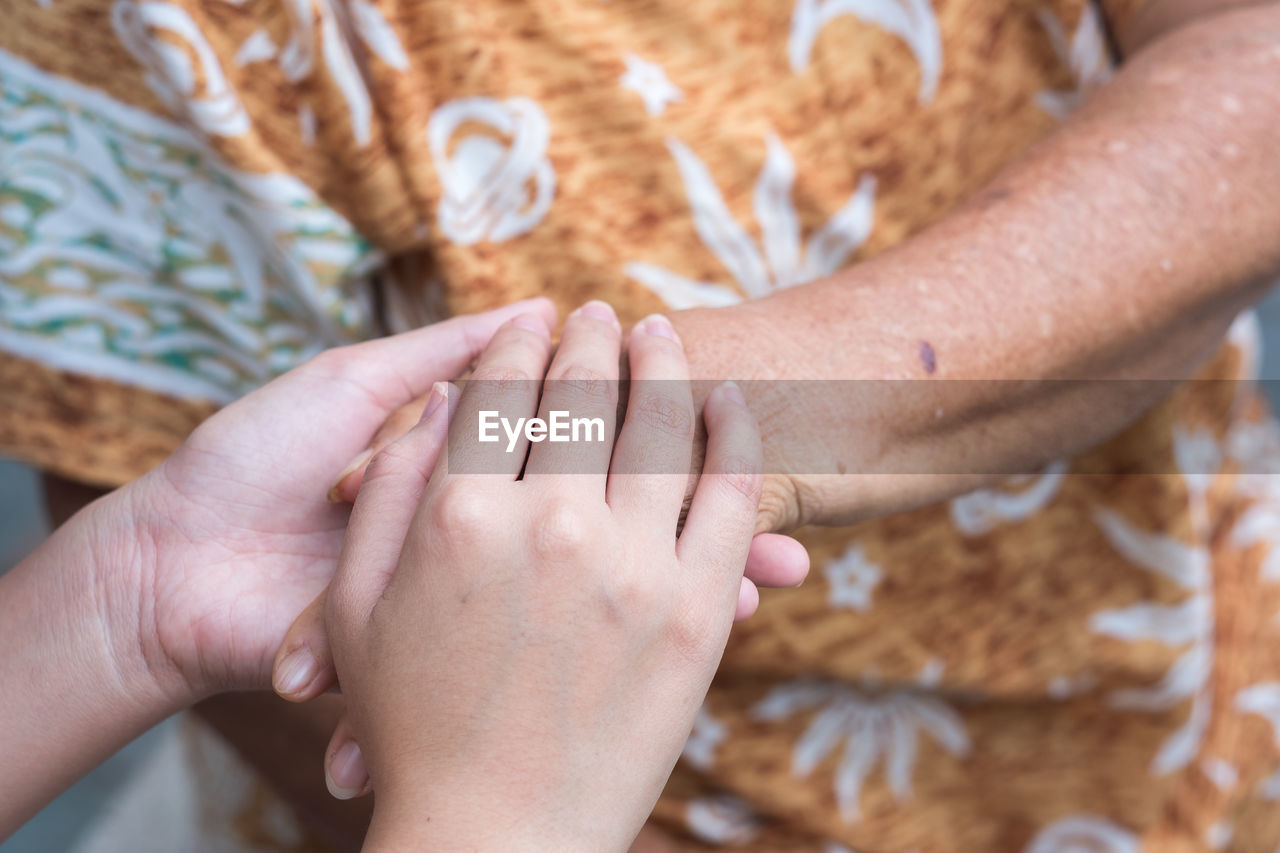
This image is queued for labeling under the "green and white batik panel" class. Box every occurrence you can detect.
[0,47,378,404]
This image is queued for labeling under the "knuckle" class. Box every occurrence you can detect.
[598,572,664,627]
[712,455,763,504]
[630,392,694,439]
[325,580,360,632]
[549,365,616,404]
[531,498,593,562]
[360,444,412,486]
[469,367,532,390]
[429,482,493,545]
[467,368,535,413]
[664,600,715,660]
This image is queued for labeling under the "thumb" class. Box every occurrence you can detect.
[273,590,336,702]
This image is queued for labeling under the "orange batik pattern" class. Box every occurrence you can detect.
[5,0,1280,850]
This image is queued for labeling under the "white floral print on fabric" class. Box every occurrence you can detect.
[350,0,410,71]
[752,675,970,824]
[1048,672,1098,700]
[1089,427,1218,775]
[682,706,728,771]
[685,794,762,845]
[112,0,252,137]
[427,97,556,245]
[1234,684,1280,799]
[234,29,277,67]
[1205,820,1234,849]
[1023,815,1139,853]
[1200,756,1240,792]
[1034,3,1113,119]
[0,47,374,402]
[224,0,408,146]
[619,54,683,117]
[949,461,1068,536]
[626,133,875,309]
[825,543,884,612]
[1227,415,1280,586]
[1226,309,1263,401]
[789,0,942,103]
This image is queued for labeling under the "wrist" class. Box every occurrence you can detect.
[365,800,557,853]
[365,780,612,853]
[0,484,186,830]
[85,474,202,712]
[669,302,808,532]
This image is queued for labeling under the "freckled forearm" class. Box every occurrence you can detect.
[809,2,1280,381]
[676,4,1280,529]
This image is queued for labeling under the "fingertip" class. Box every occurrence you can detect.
[719,380,746,407]
[641,313,679,342]
[707,380,753,422]
[744,533,810,588]
[526,296,560,326]
[630,313,682,348]
[272,643,331,702]
[734,578,760,621]
[326,737,370,800]
[327,448,374,503]
[417,381,449,425]
[568,299,622,332]
[510,311,551,338]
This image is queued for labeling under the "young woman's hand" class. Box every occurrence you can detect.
[272,305,809,800]
[119,299,559,702]
[327,303,774,851]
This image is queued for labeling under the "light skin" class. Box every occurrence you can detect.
[334,311,766,852]
[282,0,1280,803]
[8,0,1274,843]
[0,299,555,837]
[0,301,803,842]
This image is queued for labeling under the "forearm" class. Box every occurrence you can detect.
[0,490,182,837]
[677,3,1280,529]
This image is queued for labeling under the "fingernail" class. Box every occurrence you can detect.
[273,647,319,697]
[327,741,368,800]
[572,300,620,328]
[641,314,677,341]
[419,381,448,424]
[721,380,746,406]
[327,448,374,503]
[511,313,549,337]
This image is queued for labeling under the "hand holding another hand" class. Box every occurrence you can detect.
[325,304,781,851]
[273,303,809,800]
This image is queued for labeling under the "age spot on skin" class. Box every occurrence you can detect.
[919,340,937,375]
[971,187,1011,211]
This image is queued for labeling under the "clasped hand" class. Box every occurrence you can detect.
[97,298,805,848]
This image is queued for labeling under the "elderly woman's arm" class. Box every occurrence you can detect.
[670,0,1280,530]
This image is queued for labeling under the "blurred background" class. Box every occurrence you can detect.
[5,291,1280,850]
